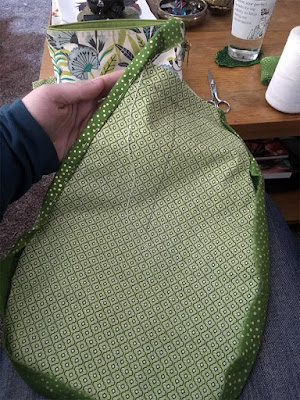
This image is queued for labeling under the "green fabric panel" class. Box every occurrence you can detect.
[1,17,269,400]
[35,17,184,231]
[2,17,184,260]
[32,76,56,89]
[47,19,167,32]
[1,18,189,399]
[215,46,263,67]
[4,61,269,399]
[2,346,91,400]
[0,250,92,399]
[260,56,280,86]
[218,114,269,399]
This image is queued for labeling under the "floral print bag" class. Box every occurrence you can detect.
[46,19,186,82]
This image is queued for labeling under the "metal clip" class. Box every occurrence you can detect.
[183,40,192,65]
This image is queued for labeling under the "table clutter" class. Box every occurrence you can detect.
[86,0,124,19]
[51,0,156,24]
[159,0,204,16]
[157,0,207,28]
[245,138,293,180]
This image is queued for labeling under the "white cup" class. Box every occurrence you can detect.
[265,26,300,114]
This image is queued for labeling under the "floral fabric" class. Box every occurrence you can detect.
[47,21,185,82]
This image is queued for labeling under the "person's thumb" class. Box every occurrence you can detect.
[50,70,124,104]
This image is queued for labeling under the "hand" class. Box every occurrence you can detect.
[22,70,123,161]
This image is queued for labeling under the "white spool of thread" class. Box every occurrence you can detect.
[265,26,300,114]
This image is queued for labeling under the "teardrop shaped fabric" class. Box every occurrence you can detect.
[1,18,269,400]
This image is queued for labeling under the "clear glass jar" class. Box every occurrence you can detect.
[228,0,278,62]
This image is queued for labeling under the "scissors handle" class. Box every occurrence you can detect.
[215,97,231,114]
[207,97,231,114]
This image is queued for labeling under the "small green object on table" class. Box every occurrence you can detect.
[215,46,263,67]
[260,56,280,85]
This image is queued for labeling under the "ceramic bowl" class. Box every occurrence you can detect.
[205,0,233,15]
[157,0,208,29]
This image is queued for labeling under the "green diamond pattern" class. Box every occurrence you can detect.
[5,63,268,400]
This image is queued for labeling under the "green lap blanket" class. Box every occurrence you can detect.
[0,18,269,400]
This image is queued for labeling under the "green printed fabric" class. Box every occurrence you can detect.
[32,76,56,89]
[47,19,185,83]
[1,18,269,400]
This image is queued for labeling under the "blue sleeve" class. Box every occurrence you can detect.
[0,99,60,220]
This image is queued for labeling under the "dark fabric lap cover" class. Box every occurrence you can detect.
[0,18,269,400]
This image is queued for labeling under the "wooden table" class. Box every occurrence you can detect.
[39,0,300,221]
[181,0,300,139]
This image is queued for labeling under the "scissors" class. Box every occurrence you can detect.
[207,70,231,113]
